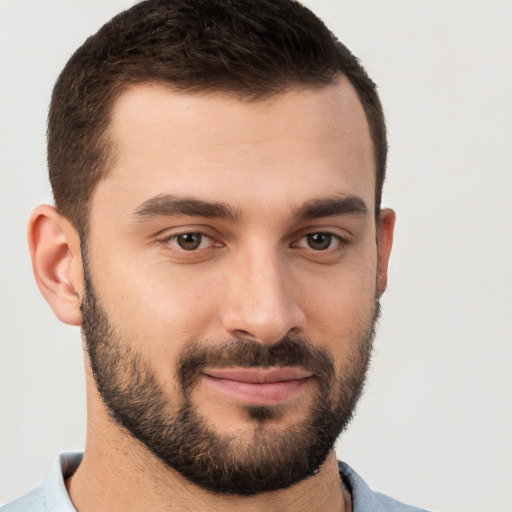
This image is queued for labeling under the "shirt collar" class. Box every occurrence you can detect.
[43,452,82,511]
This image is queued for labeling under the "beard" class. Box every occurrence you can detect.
[81,266,379,496]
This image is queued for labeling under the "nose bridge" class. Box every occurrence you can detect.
[221,239,304,344]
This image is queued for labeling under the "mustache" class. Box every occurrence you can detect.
[177,336,335,393]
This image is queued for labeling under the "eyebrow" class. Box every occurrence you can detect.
[294,196,368,221]
[132,193,368,224]
[133,194,241,222]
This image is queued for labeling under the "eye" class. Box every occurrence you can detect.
[167,232,213,251]
[294,232,342,251]
[306,233,333,250]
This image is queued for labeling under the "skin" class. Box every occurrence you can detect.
[28,76,395,511]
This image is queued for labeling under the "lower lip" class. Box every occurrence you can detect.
[201,375,312,405]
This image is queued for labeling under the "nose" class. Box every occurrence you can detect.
[220,244,306,344]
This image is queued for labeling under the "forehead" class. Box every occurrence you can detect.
[94,78,374,220]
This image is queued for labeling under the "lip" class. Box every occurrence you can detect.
[201,367,313,405]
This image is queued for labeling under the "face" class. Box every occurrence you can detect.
[81,78,391,494]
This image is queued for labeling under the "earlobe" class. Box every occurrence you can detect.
[28,205,84,326]
[376,208,396,296]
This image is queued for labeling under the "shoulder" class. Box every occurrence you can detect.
[370,492,431,512]
[1,486,46,512]
[1,453,81,512]
[338,461,430,512]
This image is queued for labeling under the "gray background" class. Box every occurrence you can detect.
[1,1,511,510]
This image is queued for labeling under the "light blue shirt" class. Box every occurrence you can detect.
[2,453,429,511]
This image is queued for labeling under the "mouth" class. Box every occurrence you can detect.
[200,367,314,405]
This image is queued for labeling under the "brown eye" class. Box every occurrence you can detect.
[306,233,333,250]
[176,233,203,250]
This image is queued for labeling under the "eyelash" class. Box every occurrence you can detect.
[162,231,218,251]
[291,232,346,251]
[161,230,348,254]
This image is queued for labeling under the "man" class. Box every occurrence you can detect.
[3,0,428,510]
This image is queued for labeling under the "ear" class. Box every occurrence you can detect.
[28,205,84,326]
[376,208,396,296]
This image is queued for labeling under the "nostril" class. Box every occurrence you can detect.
[287,326,303,337]
[233,329,255,340]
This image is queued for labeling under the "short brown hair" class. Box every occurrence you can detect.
[48,0,387,235]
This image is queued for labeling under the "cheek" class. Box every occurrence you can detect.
[87,251,223,386]
[296,251,377,355]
